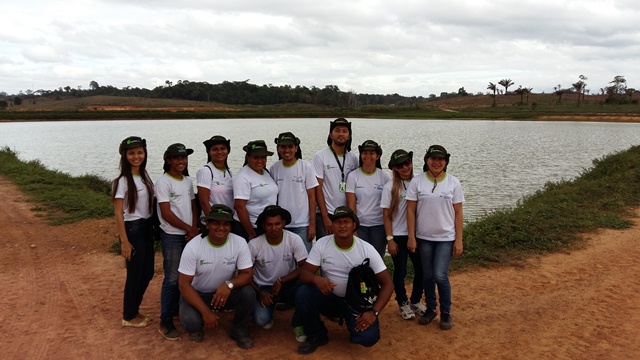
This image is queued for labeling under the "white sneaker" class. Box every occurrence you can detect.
[410,302,427,316]
[262,320,274,329]
[399,301,415,320]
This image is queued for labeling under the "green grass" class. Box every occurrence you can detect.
[0,147,113,224]
[1,145,640,272]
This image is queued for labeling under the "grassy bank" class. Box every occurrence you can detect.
[1,145,639,270]
[0,147,113,224]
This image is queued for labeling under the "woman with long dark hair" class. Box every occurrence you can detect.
[112,136,155,327]
[196,135,233,220]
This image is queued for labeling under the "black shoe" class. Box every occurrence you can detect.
[158,319,180,340]
[418,308,438,326]
[298,337,329,355]
[229,330,254,349]
[440,312,453,330]
[275,302,294,311]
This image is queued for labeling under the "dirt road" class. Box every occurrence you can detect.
[1,176,638,360]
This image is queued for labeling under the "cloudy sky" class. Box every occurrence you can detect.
[1,0,639,97]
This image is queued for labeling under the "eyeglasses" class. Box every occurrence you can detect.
[394,162,412,169]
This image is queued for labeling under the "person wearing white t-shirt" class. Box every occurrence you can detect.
[295,207,393,355]
[112,136,155,328]
[178,204,255,349]
[156,143,199,341]
[249,205,308,341]
[346,140,391,258]
[232,140,278,240]
[380,149,425,321]
[270,132,318,252]
[196,135,234,223]
[313,118,359,238]
[406,145,464,331]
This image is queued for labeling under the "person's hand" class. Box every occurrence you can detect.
[120,241,134,261]
[271,279,283,297]
[211,285,231,310]
[407,237,417,253]
[453,240,463,258]
[259,291,273,307]
[186,226,199,240]
[387,240,398,257]
[314,277,336,295]
[355,310,377,332]
[322,216,333,235]
[247,228,257,240]
[202,310,219,329]
[307,227,316,242]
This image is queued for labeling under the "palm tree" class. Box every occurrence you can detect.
[572,80,586,107]
[487,82,497,107]
[498,78,514,95]
[554,85,567,104]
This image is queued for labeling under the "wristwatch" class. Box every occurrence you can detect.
[225,280,234,290]
[386,235,394,241]
[372,309,380,317]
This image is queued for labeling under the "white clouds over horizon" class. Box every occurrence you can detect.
[1,0,639,96]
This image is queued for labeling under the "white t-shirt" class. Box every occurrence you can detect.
[405,173,465,241]
[196,163,234,213]
[113,174,153,221]
[346,168,391,227]
[269,159,319,227]
[306,235,387,297]
[232,166,278,224]
[313,147,359,214]
[155,173,195,235]
[380,178,412,236]
[178,233,253,293]
[248,230,308,286]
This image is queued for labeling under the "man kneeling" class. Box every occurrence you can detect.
[178,204,256,349]
[295,206,393,355]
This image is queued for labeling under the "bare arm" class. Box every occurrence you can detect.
[299,262,336,295]
[315,178,332,234]
[234,199,256,239]
[306,187,317,241]
[453,202,463,257]
[382,208,398,257]
[159,201,199,239]
[346,192,357,213]
[113,198,133,261]
[406,200,417,253]
[197,186,211,217]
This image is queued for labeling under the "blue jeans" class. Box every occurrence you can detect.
[254,281,302,328]
[122,218,155,321]
[356,225,386,259]
[295,284,380,347]
[418,239,454,313]
[160,230,186,322]
[286,226,312,253]
[390,235,424,305]
[179,286,255,335]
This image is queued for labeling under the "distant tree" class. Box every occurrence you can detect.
[487,82,497,107]
[429,94,436,99]
[605,75,628,103]
[13,96,22,105]
[553,84,568,104]
[498,78,514,95]
[514,86,526,103]
[89,80,100,90]
[165,80,173,87]
[64,86,71,93]
[0,100,7,109]
[457,87,468,96]
[626,88,635,102]
[572,75,587,106]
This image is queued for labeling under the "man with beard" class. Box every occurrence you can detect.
[313,118,359,239]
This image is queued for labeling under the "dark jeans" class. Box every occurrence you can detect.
[122,218,155,321]
[254,281,302,328]
[179,286,256,335]
[419,239,454,313]
[315,213,328,239]
[295,284,380,347]
[390,235,424,305]
[356,224,386,259]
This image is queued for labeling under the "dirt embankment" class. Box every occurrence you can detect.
[1,176,638,360]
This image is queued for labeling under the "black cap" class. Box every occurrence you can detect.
[243,140,274,156]
[328,206,360,227]
[200,204,235,223]
[255,205,292,229]
[274,132,300,146]
[163,143,194,159]
[203,135,231,152]
[119,136,146,154]
[388,149,413,169]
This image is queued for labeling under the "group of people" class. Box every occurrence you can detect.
[111,118,465,354]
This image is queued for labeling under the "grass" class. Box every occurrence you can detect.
[0,147,113,224]
[1,145,640,271]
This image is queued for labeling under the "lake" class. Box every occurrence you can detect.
[1,118,639,221]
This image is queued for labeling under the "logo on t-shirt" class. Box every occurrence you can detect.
[260,258,274,265]
[292,176,303,184]
[199,259,213,266]
[222,257,237,266]
[322,257,335,266]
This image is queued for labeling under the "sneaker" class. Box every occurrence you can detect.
[418,308,438,326]
[262,320,274,330]
[158,320,180,340]
[293,326,307,343]
[229,330,253,349]
[297,337,329,355]
[410,302,427,316]
[440,312,453,330]
[399,301,415,320]
[188,331,204,343]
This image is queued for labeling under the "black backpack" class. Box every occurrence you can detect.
[344,258,381,316]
